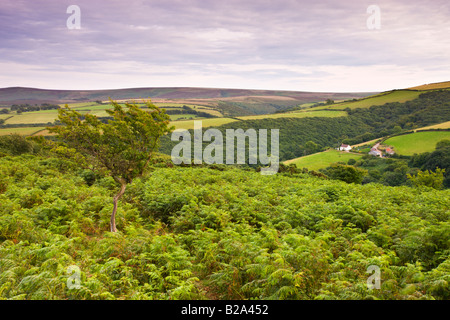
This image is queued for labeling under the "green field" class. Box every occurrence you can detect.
[168,110,345,130]
[284,149,364,170]
[2,102,218,128]
[168,114,198,121]
[0,154,448,300]
[4,112,59,124]
[415,121,450,131]
[384,131,450,155]
[172,117,238,130]
[312,90,422,110]
[0,127,46,136]
[59,102,96,108]
[71,104,116,111]
[238,110,347,120]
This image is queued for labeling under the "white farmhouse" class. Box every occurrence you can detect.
[339,144,352,151]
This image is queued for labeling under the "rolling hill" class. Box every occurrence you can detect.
[283,149,364,170]
[408,81,450,90]
[0,86,373,106]
[383,131,450,156]
[1,81,450,303]
[310,90,423,111]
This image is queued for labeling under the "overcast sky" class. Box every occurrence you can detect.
[0,0,449,92]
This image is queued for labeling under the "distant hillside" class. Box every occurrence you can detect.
[307,80,450,111]
[408,81,450,90]
[310,90,422,111]
[383,131,450,156]
[0,86,374,106]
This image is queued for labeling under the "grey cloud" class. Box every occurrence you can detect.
[0,0,449,90]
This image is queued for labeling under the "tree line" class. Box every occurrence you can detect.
[163,105,218,118]
[9,103,61,113]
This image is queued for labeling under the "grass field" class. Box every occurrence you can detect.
[3,104,215,126]
[168,114,198,121]
[311,90,422,111]
[384,131,450,155]
[69,102,223,117]
[284,149,364,170]
[4,112,60,124]
[414,121,450,131]
[238,110,347,120]
[169,110,347,129]
[0,127,46,136]
[59,102,96,108]
[71,104,117,111]
[172,118,238,130]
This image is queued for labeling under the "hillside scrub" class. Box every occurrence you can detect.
[0,154,449,300]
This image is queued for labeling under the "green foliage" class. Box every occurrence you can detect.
[0,155,449,300]
[321,164,367,184]
[436,139,450,149]
[47,100,174,232]
[0,134,35,156]
[407,169,445,190]
[48,100,173,184]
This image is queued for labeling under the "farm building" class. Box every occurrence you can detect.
[385,147,395,155]
[339,144,352,151]
[369,148,382,157]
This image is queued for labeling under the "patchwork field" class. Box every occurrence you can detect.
[238,110,347,120]
[284,149,364,170]
[384,131,450,155]
[408,81,450,90]
[171,117,238,130]
[3,112,61,124]
[1,101,223,133]
[415,121,450,131]
[0,127,46,136]
[312,90,422,110]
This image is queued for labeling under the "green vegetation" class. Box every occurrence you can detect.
[0,86,449,301]
[0,153,448,300]
[384,131,450,156]
[323,139,450,188]
[321,164,367,184]
[0,127,46,136]
[238,110,347,120]
[0,102,221,131]
[4,112,60,125]
[407,168,445,190]
[159,90,450,162]
[167,114,198,121]
[0,134,42,156]
[285,150,364,171]
[409,140,450,188]
[46,101,173,232]
[172,118,239,130]
[312,90,423,110]
[408,81,450,90]
[416,121,450,131]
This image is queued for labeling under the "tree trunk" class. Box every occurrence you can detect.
[110,182,127,232]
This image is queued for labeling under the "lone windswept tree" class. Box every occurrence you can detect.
[48,99,173,232]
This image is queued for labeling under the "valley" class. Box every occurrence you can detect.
[0,81,449,301]
[1,82,450,177]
